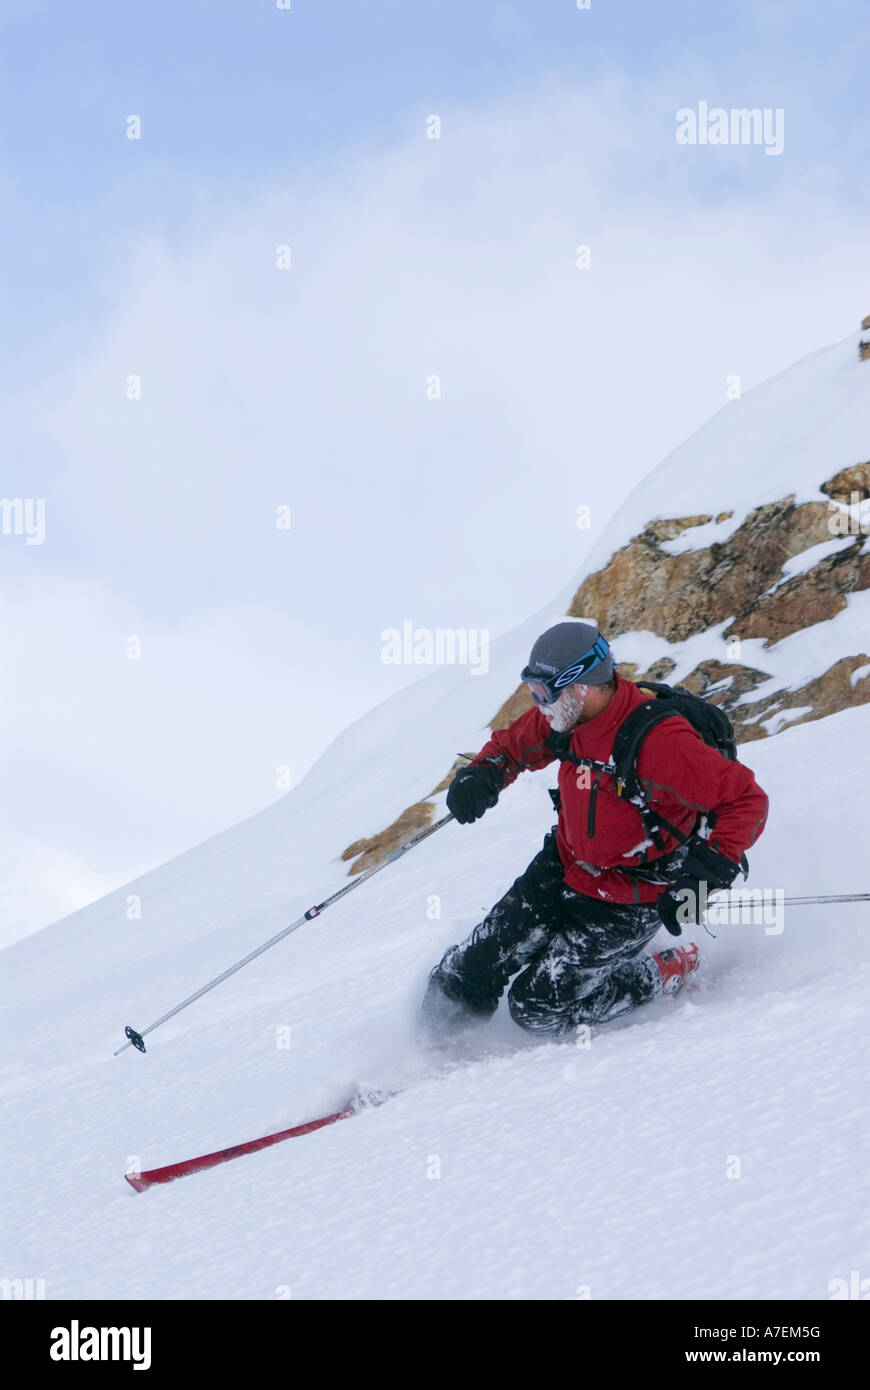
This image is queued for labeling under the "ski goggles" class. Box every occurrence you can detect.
[521,636,611,706]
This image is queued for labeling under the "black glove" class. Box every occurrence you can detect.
[447,763,502,824]
[656,838,743,937]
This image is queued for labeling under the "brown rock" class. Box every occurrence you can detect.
[633,657,677,683]
[567,530,711,643]
[342,800,434,875]
[730,655,870,737]
[564,494,859,650]
[676,660,771,709]
[735,722,769,744]
[761,501,837,559]
[641,515,712,544]
[820,462,870,503]
[566,496,804,645]
[854,553,870,591]
[729,538,864,646]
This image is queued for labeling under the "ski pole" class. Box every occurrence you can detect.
[779,892,870,906]
[708,891,870,907]
[115,810,455,1055]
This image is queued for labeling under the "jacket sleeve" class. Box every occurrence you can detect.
[636,718,769,865]
[470,706,558,789]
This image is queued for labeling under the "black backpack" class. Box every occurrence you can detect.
[547,680,742,857]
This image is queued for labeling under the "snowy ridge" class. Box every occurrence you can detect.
[592,327,869,558]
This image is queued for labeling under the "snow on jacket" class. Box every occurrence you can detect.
[470,673,769,904]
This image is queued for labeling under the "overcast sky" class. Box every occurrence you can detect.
[1,0,868,943]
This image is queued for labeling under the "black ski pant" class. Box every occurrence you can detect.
[427,830,664,1036]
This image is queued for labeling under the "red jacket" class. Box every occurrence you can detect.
[471,674,769,904]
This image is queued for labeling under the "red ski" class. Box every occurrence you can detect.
[125,1093,387,1193]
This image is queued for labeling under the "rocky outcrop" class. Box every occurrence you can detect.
[341,801,435,875]
[821,461,870,501]
[724,656,870,742]
[564,497,844,646]
[732,537,864,644]
[491,470,870,746]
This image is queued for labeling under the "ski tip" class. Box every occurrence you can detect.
[125,1172,149,1194]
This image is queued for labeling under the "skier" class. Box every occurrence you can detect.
[421,621,769,1039]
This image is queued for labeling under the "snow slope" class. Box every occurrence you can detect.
[2,329,868,1300]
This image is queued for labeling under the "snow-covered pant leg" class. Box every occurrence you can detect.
[507,895,662,1036]
[424,831,565,1020]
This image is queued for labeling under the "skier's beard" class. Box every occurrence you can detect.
[541,686,587,733]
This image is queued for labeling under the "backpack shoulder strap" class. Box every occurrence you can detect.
[611,683,686,796]
[611,684,698,849]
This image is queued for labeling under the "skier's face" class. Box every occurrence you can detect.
[540,683,588,732]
